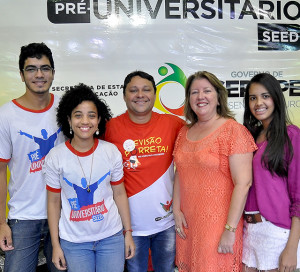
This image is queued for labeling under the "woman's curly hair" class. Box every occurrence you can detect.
[56,83,112,139]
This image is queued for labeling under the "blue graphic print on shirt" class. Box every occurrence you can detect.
[19,127,61,173]
[64,171,110,222]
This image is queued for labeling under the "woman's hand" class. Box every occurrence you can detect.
[173,210,188,239]
[279,245,297,272]
[217,229,235,254]
[52,245,67,270]
[279,216,300,272]
[125,232,136,259]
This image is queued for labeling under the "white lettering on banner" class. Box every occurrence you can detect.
[55,1,89,15]
[263,31,299,43]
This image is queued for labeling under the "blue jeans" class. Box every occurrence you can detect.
[4,219,59,272]
[126,226,176,272]
[60,230,125,272]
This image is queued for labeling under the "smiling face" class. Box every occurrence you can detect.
[20,56,55,95]
[123,76,155,123]
[249,82,275,128]
[68,101,100,145]
[189,78,219,121]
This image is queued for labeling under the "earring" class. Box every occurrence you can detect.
[96,129,99,135]
[70,127,73,135]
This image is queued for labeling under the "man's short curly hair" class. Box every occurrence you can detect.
[56,83,112,139]
[19,42,54,72]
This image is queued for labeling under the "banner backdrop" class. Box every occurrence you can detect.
[0,0,299,125]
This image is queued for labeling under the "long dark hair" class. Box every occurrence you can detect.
[243,73,293,177]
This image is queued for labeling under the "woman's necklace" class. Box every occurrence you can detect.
[74,143,95,193]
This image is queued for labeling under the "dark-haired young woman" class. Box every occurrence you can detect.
[243,73,300,272]
[44,83,135,272]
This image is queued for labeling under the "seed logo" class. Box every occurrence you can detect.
[258,23,300,51]
[155,63,186,117]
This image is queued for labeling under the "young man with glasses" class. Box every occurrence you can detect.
[0,43,64,272]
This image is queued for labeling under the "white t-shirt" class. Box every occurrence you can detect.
[0,94,64,219]
[45,139,124,243]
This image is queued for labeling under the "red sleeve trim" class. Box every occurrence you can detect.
[46,185,61,193]
[0,158,10,163]
[111,177,124,186]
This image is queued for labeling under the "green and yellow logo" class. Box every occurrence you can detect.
[155,63,186,117]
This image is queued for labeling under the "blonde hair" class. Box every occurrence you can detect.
[184,71,235,127]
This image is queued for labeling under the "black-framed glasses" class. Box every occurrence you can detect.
[23,65,54,74]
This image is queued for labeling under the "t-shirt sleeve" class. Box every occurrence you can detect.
[173,115,185,135]
[43,148,61,192]
[0,109,12,161]
[287,125,300,218]
[109,144,124,185]
[104,119,113,142]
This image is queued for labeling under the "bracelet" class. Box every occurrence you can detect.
[123,229,133,235]
[225,223,236,233]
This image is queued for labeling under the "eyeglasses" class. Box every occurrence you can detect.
[23,66,54,74]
